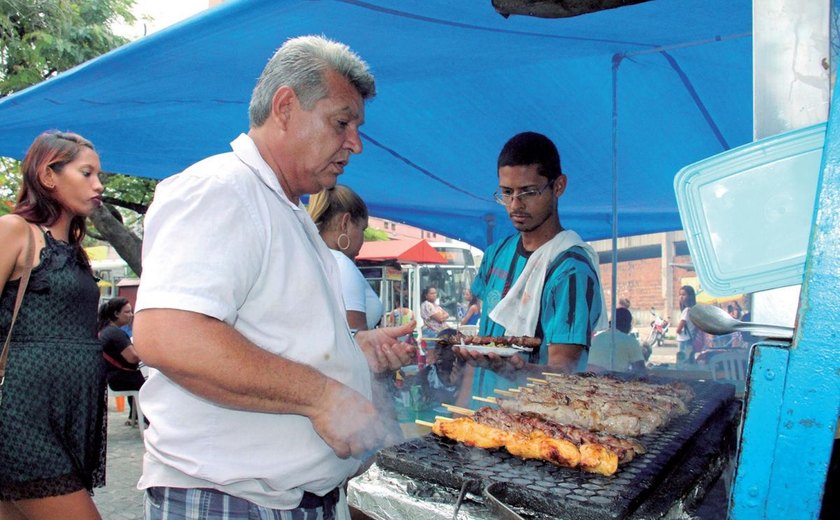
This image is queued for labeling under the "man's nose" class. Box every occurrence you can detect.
[346,127,362,154]
[509,194,526,209]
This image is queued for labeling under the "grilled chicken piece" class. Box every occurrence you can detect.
[431,415,619,475]
[473,407,645,464]
[505,431,581,469]
[579,443,619,476]
[432,417,508,449]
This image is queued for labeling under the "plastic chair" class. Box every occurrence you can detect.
[709,350,750,388]
[109,388,145,437]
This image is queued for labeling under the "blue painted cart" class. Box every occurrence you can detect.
[729,84,840,518]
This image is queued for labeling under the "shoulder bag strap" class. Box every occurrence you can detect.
[0,220,36,385]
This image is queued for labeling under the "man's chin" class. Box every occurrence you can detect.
[512,221,534,232]
[315,176,340,192]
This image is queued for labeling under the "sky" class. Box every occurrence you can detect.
[113,0,210,39]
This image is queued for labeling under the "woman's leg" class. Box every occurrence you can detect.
[128,396,138,425]
[10,489,101,520]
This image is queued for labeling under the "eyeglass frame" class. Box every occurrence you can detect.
[493,179,556,205]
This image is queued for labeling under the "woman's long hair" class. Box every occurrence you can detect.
[468,292,479,307]
[14,131,95,269]
[98,297,129,332]
[679,285,697,311]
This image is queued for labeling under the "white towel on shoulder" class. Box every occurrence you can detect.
[488,230,608,337]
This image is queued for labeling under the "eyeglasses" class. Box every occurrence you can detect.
[493,180,554,205]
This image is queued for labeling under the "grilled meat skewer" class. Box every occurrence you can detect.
[471,407,645,464]
[437,333,542,348]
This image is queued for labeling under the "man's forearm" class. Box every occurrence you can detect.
[134,308,334,417]
[522,343,583,378]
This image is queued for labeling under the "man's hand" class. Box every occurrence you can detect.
[309,379,396,459]
[355,321,418,373]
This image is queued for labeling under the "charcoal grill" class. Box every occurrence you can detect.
[377,379,739,519]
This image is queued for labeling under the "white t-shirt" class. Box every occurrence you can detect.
[676,307,695,342]
[330,249,383,329]
[587,330,645,372]
[134,134,370,509]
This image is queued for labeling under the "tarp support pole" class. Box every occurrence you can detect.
[606,53,625,364]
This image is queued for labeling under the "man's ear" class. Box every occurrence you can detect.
[553,174,567,197]
[271,86,297,129]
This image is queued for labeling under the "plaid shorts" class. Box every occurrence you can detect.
[144,486,338,520]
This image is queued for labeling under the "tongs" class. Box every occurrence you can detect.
[482,483,526,520]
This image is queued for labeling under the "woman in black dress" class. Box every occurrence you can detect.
[98,297,145,426]
[0,131,106,519]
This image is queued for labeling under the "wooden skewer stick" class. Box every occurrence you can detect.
[442,403,475,416]
[494,389,517,397]
[527,377,548,384]
[542,372,565,378]
[473,395,497,403]
[435,416,454,422]
[415,419,435,428]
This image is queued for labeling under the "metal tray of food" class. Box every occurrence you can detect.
[377,379,737,520]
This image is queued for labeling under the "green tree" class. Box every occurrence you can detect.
[1,0,148,274]
[1,0,135,95]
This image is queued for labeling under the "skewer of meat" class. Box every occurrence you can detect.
[444,403,645,465]
[471,407,645,465]
[542,372,696,405]
[497,388,667,437]
[431,416,624,475]
[495,381,692,437]
[501,373,696,434]
[436,333,542,348]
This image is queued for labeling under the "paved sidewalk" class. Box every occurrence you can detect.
[93,402,146,520]
[649,341,678,364]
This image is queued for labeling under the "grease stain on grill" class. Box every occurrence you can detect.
[377,379,736,520]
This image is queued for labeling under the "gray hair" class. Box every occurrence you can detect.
[249,35,376,127]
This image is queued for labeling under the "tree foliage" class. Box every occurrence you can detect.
[1,0,150,274]
[1,0,135,95]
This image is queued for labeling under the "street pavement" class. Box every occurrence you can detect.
[93,402,146,520]
[649,340,679,365]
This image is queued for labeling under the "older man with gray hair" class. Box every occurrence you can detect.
[133,35,415,519]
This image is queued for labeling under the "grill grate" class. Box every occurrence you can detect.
[377,379,736,520]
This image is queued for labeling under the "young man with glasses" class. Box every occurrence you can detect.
[455,132,607,405]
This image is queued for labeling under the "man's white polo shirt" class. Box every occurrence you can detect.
[135,134,370,509]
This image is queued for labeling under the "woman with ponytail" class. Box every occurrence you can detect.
[308,184,383,331]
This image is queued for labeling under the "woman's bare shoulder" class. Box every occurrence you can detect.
[0,214,30,237]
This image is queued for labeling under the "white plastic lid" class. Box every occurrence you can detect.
[674,122,825,296]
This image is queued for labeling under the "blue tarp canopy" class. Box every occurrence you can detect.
[0,0,752,248]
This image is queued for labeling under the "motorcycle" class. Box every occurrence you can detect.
[646,308,670,348]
